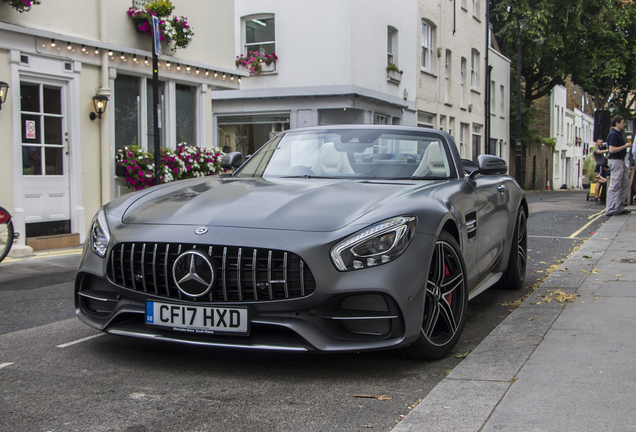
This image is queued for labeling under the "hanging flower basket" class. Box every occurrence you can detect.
[2,0,40,13]
[127,1,194,51]
[235,52,278,75]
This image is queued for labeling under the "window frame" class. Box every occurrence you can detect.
[388,26,398,66]
[421,20,434,72]
[471,50,479,91]
[242,14,276,56]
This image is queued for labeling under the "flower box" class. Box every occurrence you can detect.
[387,69,402,84]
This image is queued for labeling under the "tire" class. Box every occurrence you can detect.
[498,207,527,290]
[0,216,14,263]
[396,231,468,360]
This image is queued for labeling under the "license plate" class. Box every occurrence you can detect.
[146,301,248,334]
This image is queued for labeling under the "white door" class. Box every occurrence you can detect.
[19,80,70,232]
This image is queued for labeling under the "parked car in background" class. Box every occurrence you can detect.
[75,125,527,360]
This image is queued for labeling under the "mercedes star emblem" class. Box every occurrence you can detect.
[172,250,215,298]
[195,227,208,235]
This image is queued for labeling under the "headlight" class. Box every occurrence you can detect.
[90,209,111,258]
[330,216,416,271]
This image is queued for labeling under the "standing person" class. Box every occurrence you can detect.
[627,135,636,206]
[605,115,632,216]
[593,138,609,201]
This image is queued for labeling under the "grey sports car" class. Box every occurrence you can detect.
[75,125,527,360]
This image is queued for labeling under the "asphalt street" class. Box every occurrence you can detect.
[0,189,611,431]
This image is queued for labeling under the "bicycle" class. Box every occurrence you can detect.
[0,206,15,263]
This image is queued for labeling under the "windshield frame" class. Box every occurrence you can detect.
[233,127,461,181]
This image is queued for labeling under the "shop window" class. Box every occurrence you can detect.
[176,84,196,145]
[217,114,290,155]
[114,75,140,152]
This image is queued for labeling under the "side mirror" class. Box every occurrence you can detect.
[469,155,508,179]
[220,152,243,171]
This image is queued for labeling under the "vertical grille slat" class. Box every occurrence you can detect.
[252,249,258,301]
[107,242,315,303]
[163,244,170,297]
[140,244,147,293]
[222,247,228,301]
[152,244,158,295]
[237,248,243,301]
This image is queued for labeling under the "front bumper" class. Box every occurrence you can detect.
[75,225,435,353]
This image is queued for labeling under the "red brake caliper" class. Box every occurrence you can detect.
[443,264,452,305]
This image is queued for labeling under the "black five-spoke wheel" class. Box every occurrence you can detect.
[397,230,467,360]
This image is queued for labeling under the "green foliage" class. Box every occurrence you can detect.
[584,155,597,183]
[386,63,403,73]
[146,0,174,18]
[543,137,557,151]
[492,0,636,145]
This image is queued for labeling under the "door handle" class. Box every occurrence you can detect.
[497,184,506,193]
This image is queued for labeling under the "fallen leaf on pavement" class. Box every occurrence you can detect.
[355,395,391,401]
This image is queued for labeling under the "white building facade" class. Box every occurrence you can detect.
[0,0,241,250]
[550,85,591,189]
[211,0,419,155]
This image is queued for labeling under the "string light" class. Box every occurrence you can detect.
[205,70,209,76]
[230,75,234,81]
[50,39,56,47]
[214,72,218,78]
[94,47,99,54]
[196,68,200,75]
[133,55,138,62]
[166,61,171,68]
[108,50,114,56]
[81,45,86,53]
[186,66,191,73]
[238,77,241,83]
[67,42,72,50]
[222,73,226,80]
[144,56,149,65]
[176,63,181,70]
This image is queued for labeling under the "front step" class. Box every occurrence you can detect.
[26,233,80,251]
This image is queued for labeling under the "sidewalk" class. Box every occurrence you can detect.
[394,210,636,432]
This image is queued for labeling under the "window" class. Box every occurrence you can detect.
[421,21,433,72]
[460,57,466,107]
[500,85,505,116]
[471,50,479,90]
[473,0,479,17]
[472,124,482,162]
[417,111,435,128]
[488,138,497,155]
[176,84,196,145]
[449,117,455,139]
[20,82,64,176]
[388,26,398,66]
[490,80,496,114]
[445,50,452,104]
[440,115,446,131]
[244,15,275,56]
[460,123,469,158]
[373,114,390,125]
[114,75,140,153]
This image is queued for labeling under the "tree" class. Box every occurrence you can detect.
[490,0,619,144]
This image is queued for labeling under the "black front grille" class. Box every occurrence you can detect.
[107,243,316,302]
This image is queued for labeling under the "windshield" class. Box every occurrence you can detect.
[235,129,454,180]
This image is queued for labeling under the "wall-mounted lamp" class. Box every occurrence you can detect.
[90,94,109,120]
[0,82,9,110]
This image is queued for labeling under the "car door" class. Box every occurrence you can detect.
[471,173,510,278]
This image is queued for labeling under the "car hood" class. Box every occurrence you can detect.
[119,177,431,232]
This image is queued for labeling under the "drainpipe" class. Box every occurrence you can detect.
[99,0,112,205]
